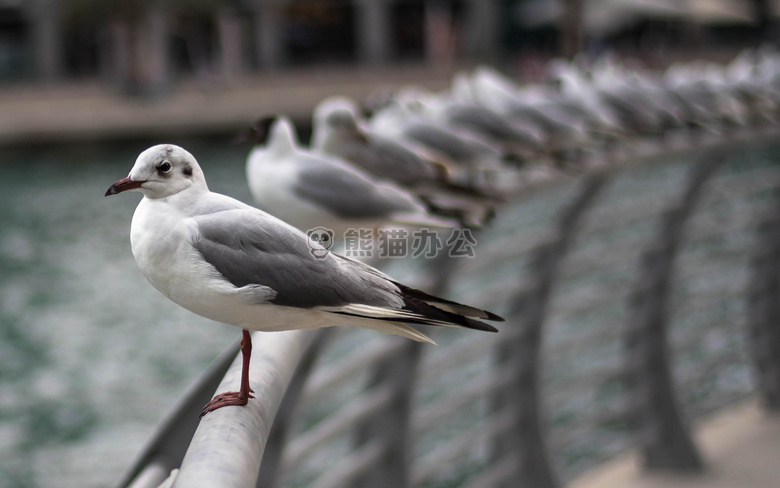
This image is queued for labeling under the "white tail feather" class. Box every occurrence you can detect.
[356,320,436,344]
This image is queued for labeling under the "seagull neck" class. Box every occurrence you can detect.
[155,184,208,210]
[269,119,299,156]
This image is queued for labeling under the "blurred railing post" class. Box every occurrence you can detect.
[749,190,780,411]
[347,250,460,488]
[491,174,609,488]
[256,330,333,488]
[173,330,315,488]
[625,149,731,471]
[118,341,241,488]
[350,341,422,488]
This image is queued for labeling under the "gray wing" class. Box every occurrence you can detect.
[292,156,418,218]
[367,134,439,184]
[191,209,400,309]
[404,121,493,161]
[447,105,535,144]
[328,135,436,186]
[192,208,501,332]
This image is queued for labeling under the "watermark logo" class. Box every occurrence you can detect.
[306,227,477,259]
[307,226,334,259]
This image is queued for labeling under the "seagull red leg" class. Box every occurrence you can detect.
[200,329,255,416]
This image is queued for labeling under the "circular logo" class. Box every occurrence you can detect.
[306,227,334,259]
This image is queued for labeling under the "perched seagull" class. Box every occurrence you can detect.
[393,85,546,163]
[369,99,506,182]
[311,96,450,188]
[463,69,595,148]
[244,116,457,236]
[105,144,502,415]
[311,97,500,227]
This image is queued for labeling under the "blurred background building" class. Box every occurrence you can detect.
[0,0,776,97]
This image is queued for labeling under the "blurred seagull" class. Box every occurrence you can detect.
[312,96,450,188]
[311,96,500,227]
[105,144,502,415]
[466,67,602,146]
[369,99,506,183]
[393,85,546,164]
[243,116,458,236]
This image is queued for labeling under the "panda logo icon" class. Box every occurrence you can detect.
[306,227,334,259]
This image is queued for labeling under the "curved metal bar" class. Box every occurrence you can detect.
[173,329,315,488]
[349,340,423,488]
[624,147,734,472]
[492,173,611,488]
[256,329,333,488]
[748,191,780,411]
[117,339,241,488]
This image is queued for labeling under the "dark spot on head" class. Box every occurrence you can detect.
[182,164,193,177]
[253,116,276,136]
[234,116,277,145]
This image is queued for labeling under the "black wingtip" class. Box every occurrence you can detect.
[393,281,504,325]
[484,311,505,322]
[464,317,499,332]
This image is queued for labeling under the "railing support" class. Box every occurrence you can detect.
[492,173,610,488]
[257,330,333,488]
[173,330,315,488]
[118,340,240,488]
[625,148,731,471]
[749,192,780,411]
[350,340,422,488]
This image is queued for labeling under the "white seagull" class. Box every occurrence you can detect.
[311,96,450,188]
[105,144,502,415]
[311,97,500,227]
[244,116,457,236]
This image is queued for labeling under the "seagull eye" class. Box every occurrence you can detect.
[158,160,173,174]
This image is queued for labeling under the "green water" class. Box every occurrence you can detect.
[0,139,254,488]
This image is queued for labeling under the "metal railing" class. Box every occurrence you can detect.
[119,127,780,488]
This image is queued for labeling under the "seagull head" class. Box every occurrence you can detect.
[312,97,367,148]
[262,116,299,156]
[323,108,368,141]
[105,144,207,199]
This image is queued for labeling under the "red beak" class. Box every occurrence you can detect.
[105,177,145,196]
